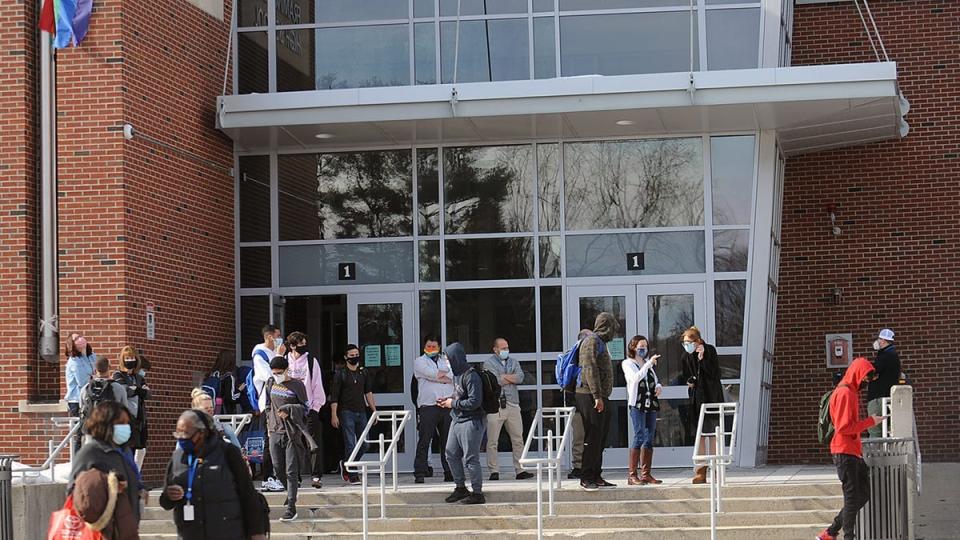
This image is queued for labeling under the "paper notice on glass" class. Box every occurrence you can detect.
[607,338,626,361]
[385,344,402,366]
[364,345,382,367]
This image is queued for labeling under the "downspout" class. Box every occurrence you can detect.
[38,29,59,364]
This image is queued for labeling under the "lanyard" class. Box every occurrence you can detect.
[185,455,200,503]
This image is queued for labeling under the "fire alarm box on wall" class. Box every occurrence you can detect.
[825,333,853,369]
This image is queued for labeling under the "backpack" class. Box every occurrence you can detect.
[555,335,606,392]
[82,378,117,417]
[245,349,272,414]
[201,371,222,413]
[818,383,845,445]
[474,367,502,415]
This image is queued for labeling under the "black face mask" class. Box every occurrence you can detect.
[124,360,138,370]
[346,357,360,366]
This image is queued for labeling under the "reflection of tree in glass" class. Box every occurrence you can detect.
[648,295,695,386]
[417,150,440,235]
[715,281,745,347]
[317,74,406,89]
[564,138,703,230]
[714,230,749,272]
[537,144,562,232]
[316,151,412,239]
[444,146,532,233]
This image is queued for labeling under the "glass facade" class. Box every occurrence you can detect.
[235,0,762,93]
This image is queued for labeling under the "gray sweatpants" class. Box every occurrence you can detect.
[446,417,485,494]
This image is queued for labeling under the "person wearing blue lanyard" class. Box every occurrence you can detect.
[161,410,268,540]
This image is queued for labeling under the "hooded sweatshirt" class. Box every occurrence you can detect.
[829,357,879,457]
[286,351,326,413]
[446,342,483,423]
[576,312,618,400]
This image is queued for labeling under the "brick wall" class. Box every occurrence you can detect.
[770,0,960,463]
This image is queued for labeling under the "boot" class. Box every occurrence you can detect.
[692,466,708,484]
[627,448,642,486]
[640,448,662,484]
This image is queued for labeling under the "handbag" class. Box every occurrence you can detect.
[47,495,104,540]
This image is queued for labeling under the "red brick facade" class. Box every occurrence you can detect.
[770,0,960,463]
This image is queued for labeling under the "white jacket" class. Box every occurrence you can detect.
[413,354,454,407]
[622,357,662,407]
[251,344,274,412]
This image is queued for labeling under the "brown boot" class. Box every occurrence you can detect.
[692,466,708,484]
[640,448,663,484]
[627,448,642,485]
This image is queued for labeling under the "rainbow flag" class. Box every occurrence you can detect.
[39,0,93,48]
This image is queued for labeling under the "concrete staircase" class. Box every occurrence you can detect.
[139,475,841,539]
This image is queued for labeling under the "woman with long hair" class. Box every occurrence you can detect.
[679,326,724,484]
[113,347,150,464]
[622,335,663,485]
[191,388,241,448]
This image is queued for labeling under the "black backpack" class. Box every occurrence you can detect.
[474,367,502,415]
[83,378,116,416]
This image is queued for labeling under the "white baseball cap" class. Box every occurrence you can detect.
[878,329,895,341]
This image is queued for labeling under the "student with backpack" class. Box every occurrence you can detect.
[80,355,130,424]
[285,331,326,488]
[329,344,376,485]
[438,343,486,505]
[817,357,885,540]
[560,328,591,479]
[206,350,242,415]
[573,313,619,492]
[266,356,310,522]
[113,347,150,460]
[250,325,283,492]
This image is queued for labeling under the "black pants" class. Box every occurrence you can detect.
[575,393,610,483]
[67,402,82,454]
[414,405,451,477]
[306,410,323,478]
[829,454,870,539]
[269,432,300,508]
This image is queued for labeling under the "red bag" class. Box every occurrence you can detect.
[47,496,104,540]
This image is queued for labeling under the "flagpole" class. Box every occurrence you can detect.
[39,26,60,364]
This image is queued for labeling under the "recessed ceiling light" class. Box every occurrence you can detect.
[314,133,334,139]
[616,120,635,126]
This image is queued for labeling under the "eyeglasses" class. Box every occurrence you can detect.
[172,430,196,440]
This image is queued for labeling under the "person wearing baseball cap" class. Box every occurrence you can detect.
[866,328,901,438]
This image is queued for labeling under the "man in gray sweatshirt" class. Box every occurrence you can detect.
[437,342,486,505]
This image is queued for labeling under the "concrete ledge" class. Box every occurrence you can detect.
[18,400,68,413]
[13,482,66,540]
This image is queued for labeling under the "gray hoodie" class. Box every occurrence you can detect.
[576,312,618,400]
[446,342,483,423]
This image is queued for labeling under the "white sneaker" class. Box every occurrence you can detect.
[261,477,285,492]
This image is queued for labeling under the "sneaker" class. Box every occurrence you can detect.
[516,471,534,480]
[426,465,435,478]
[579,480,599,492]
[280,507,298,522]
[261,477,284,492]
[567,468,581,480]
[443,472,454,482]
[489,472,500,481]
[815,530,837,540]
[339,461,350,483]
[414,476,425,484]
[598,478,616,488]
[445,486,470,503]
[459,493,486,505]
[311,477,323,489]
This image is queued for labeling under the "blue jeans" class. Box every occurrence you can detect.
[629,406,657,449]
[445,417,485,493]
[340,409,368,461]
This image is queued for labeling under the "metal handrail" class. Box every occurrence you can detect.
[518,406,576,540]
[213,413,253,436]
[343,410,412,540]
[13,416,82,481]
[692,402,739,540]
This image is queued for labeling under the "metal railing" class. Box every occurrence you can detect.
[881,393,922,494]
[692,402,739,540]
[343,410,412,540]
[859,438,916,540]
[518,406,576,540]
[13,416,82,482]
[213,413,253,436]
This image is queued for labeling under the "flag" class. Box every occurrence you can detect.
[40,0,93,49]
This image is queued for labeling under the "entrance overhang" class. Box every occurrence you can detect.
[218,62,906,156]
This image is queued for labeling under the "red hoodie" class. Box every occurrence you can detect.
[829,357,878,457]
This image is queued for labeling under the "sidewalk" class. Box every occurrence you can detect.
[916,462,959,540]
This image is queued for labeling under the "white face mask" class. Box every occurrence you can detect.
[873,340,881,351]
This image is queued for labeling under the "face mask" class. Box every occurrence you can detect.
[273,371,287,381]
[425,349,439,358]
[177,437,195,454]
[346,357,360,366]
[873,340,881,351]
[636,348,647,359]
[138,370,146,377]
[683,342,696,354]
[498,350,509,361]
[124,360,138,369]
[112,424,132,446]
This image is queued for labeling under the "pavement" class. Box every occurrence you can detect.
[915,462,959,540]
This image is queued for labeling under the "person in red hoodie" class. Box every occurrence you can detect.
[817,357,885,540]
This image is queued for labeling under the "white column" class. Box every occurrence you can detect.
[889,385,913,439]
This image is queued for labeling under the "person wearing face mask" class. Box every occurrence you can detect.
[413,335,455,484]
[266,355,310,521]
[161,410,268,540]
[866,328,901,438]
[623,336,662,485]
[482,338,533,481]
[191,388,241,448]
[679,326,724,484]
[69,401,144,535]
[65,332,96,451]
[113,346,151,460]
[80,355,131,426]
[330,344,376,485]
[250,325,282,492]
[575,313,620,492]
[284,331,327,488]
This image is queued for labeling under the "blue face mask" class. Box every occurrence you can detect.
[138,370,146,377]
[112,424,132,446]
[636,348,647,359]
[683,342,696,354]
[498,350,509,361]
[177,437,195,454]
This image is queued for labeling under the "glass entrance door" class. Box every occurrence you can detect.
[567,283,705,469]
[347,292,416,470]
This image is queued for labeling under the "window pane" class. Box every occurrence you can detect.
[419,290,441,342]
[419,240,440,282]
[414,0,434,17]
[564,139,704,230]
[718,354,741,379]
[715,280,746,347]
[537,143,561,231]
[560,13,698,77]
[241,296,270,360]
[656,398,695,447]
[713,230,749,272]
[357,302,405,394]
[540,286,563,352]
[277,28,316,92]
[533,0,554,12]
[238,32,269,94]
[415,23,437,85]
[534,17,556,79]
[317,25,409,89]
[240,247,271,288]
[278,151,412,240]
[445,237,534,280]
[566,231,706,278]
[606,400,629,448]
[711,135,755,225]
[560,0,685,8]
[706,8,760,70]
[577,295,628,386]
[539,236,561,278]
[277,0,314,25]
[440,0,527,15]
[444,145,533,234]
[446,288,536,354]
[318,0,408,23]
[417,149,440,235]
[279,242,414,286]
[646,294,695,387]
[238,156,271,242]
[441,20,529,83]
[237,0,267,27]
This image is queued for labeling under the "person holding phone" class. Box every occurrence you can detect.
[623,335,662,485]
[680,326,724,484]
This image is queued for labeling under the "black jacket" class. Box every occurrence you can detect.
[159,435,267,540]
[68,439,142,524]
[681,343,725,408]
[867,344,901,401]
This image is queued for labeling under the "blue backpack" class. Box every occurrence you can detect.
[201,371,221,412]
[555,334,606,392]
[244,349,271,414]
